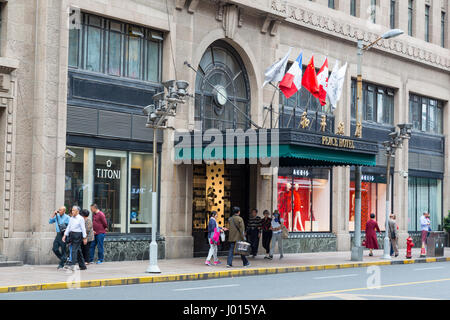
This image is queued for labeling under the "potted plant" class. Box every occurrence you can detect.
[443,211,450,247]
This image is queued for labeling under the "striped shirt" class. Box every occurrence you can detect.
[247,216,262,231]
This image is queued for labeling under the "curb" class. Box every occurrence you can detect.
[1,256,449,294]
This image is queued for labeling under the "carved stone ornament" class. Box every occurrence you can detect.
[354,121,362,138]
[270,0,450,71]
[222,4,241,39]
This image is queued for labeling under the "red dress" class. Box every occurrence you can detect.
[365,219,380,249]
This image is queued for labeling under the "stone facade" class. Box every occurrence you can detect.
[0,0,448,264]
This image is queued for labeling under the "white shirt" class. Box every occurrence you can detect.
[64,214,87,238]
[420,215,430,232]
[271,218,285,234]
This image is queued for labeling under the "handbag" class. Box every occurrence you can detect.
[231,216,250,256]
[281,224,289,239]
[56,213,67,236]
[220,231,226,242]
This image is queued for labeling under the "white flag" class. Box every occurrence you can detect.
[327,61,347,111]
[262,47,292,88]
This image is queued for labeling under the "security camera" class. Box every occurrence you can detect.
[65,149,76,158]
[403,171,408,178]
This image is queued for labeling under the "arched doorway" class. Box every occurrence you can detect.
[192,40,252,257]
[195,40,251,130]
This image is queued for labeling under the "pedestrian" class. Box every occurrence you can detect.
[205,211,227,266]
[268,211,284,260]
[388,214,399,257]
[90,203,108,264]
[62,206,87,271]
[227,206,250,268]
[246,208,262,258]
[261,210,272,259]
[365,213,381,256]
[420,212,431,248]
[80,209,94,264]
[49,206,70,269]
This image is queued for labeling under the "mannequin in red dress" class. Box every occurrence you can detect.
[292,184,304,231]
[282,183,292,230]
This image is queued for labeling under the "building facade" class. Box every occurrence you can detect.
[0,0,448,264]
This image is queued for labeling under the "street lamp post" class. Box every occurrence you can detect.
[382,124,412,259]
[143,80,190,273]
[351,29,403,262]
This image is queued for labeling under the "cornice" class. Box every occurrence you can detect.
[268,0,450,72]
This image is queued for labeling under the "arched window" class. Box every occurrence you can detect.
[195,41,251,130]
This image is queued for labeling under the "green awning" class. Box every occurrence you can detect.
[175,144,376,167]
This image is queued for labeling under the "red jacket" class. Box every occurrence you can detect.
[92,210,108,235]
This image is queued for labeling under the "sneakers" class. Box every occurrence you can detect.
[79,266,87,270]
[96,260,103,264]
[268,255,273,260]
[226,264,232,268]
[244,263,251,267]
[205,261,211,266]
[213,261,222,265]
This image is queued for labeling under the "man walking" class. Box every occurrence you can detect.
[227,207,250,268]
[388,214,399,257]
[90,204,108,264]
[246,209,261,258]
[62,206,87,271]
[49,206,70,269]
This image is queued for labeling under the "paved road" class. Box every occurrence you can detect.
[2,261,450,300]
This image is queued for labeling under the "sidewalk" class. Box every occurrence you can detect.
[1,248,449,293]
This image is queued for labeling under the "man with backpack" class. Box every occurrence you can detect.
[49,206,70,269]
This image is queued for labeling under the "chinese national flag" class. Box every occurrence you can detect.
[301,55,320,98]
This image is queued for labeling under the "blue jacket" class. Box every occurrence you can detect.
[49,214,70,233]
[208,218,218,239]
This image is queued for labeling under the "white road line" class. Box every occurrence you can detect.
[173,284,240,292]
[414,267,445,271]
[313,274,358,280]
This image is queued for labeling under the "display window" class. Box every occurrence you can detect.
[408,177,442,231]
[64,146,157,234]
[349,174,390,232]
[277,168,331,232]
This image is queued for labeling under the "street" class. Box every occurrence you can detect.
[2,261,450,300]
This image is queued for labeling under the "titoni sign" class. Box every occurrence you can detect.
[96,160,121,179]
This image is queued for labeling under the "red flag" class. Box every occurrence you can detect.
[316,58,329,106]
[301,55,320,98]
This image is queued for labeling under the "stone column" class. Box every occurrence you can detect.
[443,95,450,226]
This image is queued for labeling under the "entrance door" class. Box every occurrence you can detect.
[192,164,250,257]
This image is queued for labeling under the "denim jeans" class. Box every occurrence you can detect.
[90,233,105,262]
[227,242,249,266]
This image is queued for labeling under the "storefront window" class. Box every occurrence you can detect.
[128,152,154,233]
[65,147,157,234]
[277,168,331,232]
[349,174,390,231]
[408,177,442,231]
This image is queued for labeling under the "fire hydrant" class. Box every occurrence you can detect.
[406,236,414,259]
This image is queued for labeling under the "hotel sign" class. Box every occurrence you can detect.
[321,136,355,149]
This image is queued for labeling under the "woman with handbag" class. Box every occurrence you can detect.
[80,209,95,264]
[205,211,227,266]
[226,207,250,268]
[268,211,284,260]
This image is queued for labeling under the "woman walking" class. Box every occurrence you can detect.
[80,209,95,264]
[261,210,272,259]
[268,211,284,260]
[365,213,381,256]
[205,211,227,266]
